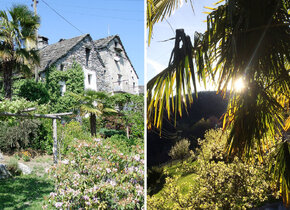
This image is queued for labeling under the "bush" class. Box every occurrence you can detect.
[0,119,41,152]
[99,128,126,138]
[148,129,279,209]
[44,138,144,209]
[17,79,50,104]
[168,139,191,160]
[104,134,143,153]
[58,121,91,156]
[6,158,22,176]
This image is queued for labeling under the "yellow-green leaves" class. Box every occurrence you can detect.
[147,29,198,130]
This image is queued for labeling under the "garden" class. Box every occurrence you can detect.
[0,61,144,209]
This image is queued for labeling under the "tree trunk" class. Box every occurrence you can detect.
[3,62,13,100]
[90,113,97,136]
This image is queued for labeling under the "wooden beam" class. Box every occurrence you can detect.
[46,112,73,116]
[0,112,61,119]
[52,118,58,164]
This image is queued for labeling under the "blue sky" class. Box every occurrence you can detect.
[147,0,219,90]
[1,0,144,84]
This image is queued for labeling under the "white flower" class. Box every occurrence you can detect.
[61,159,69,165]
[106,168,112,173]
[55,202,63,208]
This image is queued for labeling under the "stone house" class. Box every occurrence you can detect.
[38,34,139,95]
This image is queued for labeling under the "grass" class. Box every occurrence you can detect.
[0,174,54,210]
[150,159,198,198]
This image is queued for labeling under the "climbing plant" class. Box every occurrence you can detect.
[45,62,84,113]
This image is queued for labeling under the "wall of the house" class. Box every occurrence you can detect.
[53,36,110,92]
[98,38,139,94]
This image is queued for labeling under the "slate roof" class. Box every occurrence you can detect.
[94,35,115,49]
[39,34,89,72]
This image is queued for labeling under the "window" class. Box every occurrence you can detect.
[88,74,92,85]
[85,48,90,67]
[118,74,122,86]
[59,81,66,96]
[133,82,135,90]
[60,64,64,71]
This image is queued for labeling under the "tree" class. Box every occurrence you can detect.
[0,5,40,99]
[147,0,290,205]
[70,90,117,136]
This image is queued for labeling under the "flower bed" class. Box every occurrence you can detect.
[44,137,144,209]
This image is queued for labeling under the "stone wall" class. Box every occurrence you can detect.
[53,36,111,92]
[98,37,139,94]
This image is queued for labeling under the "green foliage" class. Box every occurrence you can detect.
[17,79,50,104]
[0,119,41,152]
[0,98,44,114]
[6,157,22,176]
[45,138,144,209]
[169,139,191,160]
[99,128,126,138]
[45,62,84,113]
[104,134,143,154]
[148,129,280,209]
[58,120,91,156]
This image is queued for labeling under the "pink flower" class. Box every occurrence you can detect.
[106,168,112,173]
[83,195,90,200]
[55,202,63,208]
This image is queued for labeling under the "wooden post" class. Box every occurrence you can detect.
[0,111,73,164]
[52,118,58,164]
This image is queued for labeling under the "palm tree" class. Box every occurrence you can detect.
[70,90,117,136]
[147,0,290,205]
[147,0,193,45]
[0,5,40,99]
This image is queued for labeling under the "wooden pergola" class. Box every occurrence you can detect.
[0,111,73,164]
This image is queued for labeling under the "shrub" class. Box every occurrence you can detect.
[148,129,279,209]
[21,151,32,162]
[6,158,22,176]
[99,128,126,138]
[0,119,41,152]
[104,134,143,153]
[17,79,50,104]
[168,139,191,160]
[58,120,91,156]
[44,138,144,209]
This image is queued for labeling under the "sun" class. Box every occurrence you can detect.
[234,78,245,92]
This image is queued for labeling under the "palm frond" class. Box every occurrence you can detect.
[147,0,193,45]
[271,141,290,206]
[147,29,198,129]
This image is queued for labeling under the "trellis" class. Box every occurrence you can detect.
[0,111,73,164]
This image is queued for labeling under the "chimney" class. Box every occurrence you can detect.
[38,35,49,49]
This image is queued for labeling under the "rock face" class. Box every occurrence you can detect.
[18,163,32,175]
[0,164,11,179]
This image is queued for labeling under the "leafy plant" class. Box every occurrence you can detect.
[44,138,144,209]
[21,151,32,162]
[6,157,21,176]
[0,5,40,99]
[169,138,191,160]
[148,129,280,209]
[17,79,50,104]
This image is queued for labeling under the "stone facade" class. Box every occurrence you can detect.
[95,36,139,94]
[38,34,139,94]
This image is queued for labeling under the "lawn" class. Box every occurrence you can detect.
[0,174,54,209]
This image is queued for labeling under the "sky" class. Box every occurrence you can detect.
[0,0,144,85]
[146,0,220,91]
